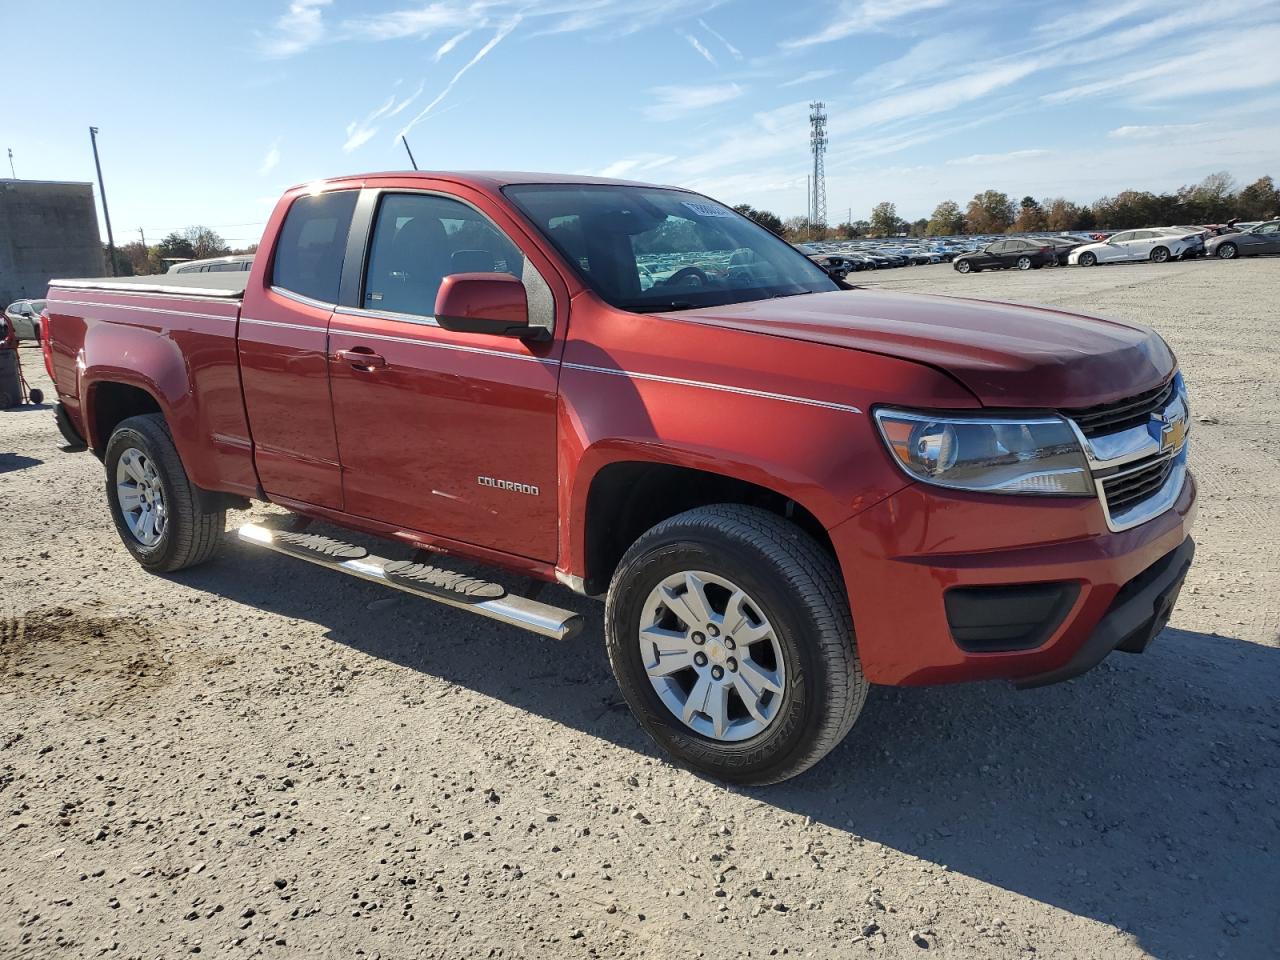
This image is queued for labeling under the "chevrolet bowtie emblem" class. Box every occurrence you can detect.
[1159,414,1187,454]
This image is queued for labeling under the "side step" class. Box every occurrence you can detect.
[236,524,583,641]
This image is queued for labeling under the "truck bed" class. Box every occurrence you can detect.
[48,271,246,299]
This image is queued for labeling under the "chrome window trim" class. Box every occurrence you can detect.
[334,304,440,329]
[270,285,337,312]
[240,316,326,334]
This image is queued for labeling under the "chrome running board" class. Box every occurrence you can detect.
[236,523,582,641]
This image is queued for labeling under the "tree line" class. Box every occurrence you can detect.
[105,226,256,276]
[738,172,1278,241]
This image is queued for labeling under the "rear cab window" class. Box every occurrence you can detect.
[272,191,359,304]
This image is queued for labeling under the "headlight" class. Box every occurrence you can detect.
[874,409,1093,495]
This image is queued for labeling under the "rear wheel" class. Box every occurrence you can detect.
[1217,242,1238,260]
[104,413,225,573]
[1016,255,1032,270]
[1079,251,1097,267]
[605,505,866,785]
[1150,246,1171,263]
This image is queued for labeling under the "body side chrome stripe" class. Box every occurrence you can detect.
[561,362,863,415]
[240,317,325,334]
[46,298,236,322]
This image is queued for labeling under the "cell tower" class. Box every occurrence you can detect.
[809,101,828,230]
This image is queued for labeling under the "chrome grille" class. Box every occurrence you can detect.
[1100,454,1177,514]
[1066,380,1175,437]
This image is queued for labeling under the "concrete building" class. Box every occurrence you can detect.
[0,179,106,305]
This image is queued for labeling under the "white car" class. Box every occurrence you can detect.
[1068,229,1201,266]
[3,299,45,341]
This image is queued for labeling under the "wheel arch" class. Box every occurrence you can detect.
[574,453,839,597]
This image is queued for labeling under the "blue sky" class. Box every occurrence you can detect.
[7,0,1279,244]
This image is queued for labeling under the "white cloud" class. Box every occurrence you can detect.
[259,0,330,58]
[679,29,717,66]
[780,68,840,88]
[258,142,281,175]
[783,0,952,48]
[1108,123,1206,139]
[947,148,1049,165]
[597,154,678,179]
[643,83,744,121]
[698,18,742,60]
[850,59,1043,129]
[398,20,521,141]
[434,29,472,61]
[343,82,427,153]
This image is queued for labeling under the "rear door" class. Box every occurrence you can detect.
[326,184,566,562]
[238,188,358,509]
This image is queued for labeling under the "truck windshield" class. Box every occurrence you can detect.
[503,184,839,312]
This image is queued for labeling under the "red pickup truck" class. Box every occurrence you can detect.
[42,172,1196,784]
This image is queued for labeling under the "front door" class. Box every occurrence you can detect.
[327,188,564,562]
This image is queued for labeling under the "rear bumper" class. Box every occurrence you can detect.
[829,470,1197,686]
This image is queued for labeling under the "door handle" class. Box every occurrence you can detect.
[334,347,387,370]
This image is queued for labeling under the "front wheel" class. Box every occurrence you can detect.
[1150,246,1171,263]
[955,260,972,274]
[605,505,867,785]
[104,413,225,573]
[1078,251,1097,267]
[1217,243,1238,260]
[1016,256,1032,270]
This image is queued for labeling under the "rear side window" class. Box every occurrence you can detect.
[272,191,358,304]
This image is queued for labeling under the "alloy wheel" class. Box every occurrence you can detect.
[115,447,167,546]
[638,571,786,742]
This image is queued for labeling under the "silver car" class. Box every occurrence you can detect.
[3,299,46,341]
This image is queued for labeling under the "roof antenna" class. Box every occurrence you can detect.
[401,135,419,171]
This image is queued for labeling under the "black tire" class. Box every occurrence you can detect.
[1217,242,1237,260]
[27,388,44,405]
[1079,251,1097,267]
[104,413,225,573]
[1150,246,1170,263]
[955,260,972,274]
[1016,255,1032,270]
[604,505,867,785]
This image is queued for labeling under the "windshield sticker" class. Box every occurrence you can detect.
[681,201,734,218]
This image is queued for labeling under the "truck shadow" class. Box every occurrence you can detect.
[178,536,1280,960]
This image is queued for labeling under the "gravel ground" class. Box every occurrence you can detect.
[2,258,1277,959]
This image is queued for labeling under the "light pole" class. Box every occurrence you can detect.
[89,126,118,276]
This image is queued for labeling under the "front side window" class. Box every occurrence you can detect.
[363,193,527,318]
[1111,232,1133,243]
[272,190,358,304]
[504,184,837,312]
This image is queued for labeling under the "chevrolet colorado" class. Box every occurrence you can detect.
[41,172,1196,784]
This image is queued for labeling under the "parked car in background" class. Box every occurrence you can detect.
[4,298,46,341]
[1069,229,1201,266]
[1205,220,1280,259]
[1035,237,1087,265]
[167,254,255,275]
[952,239,1056,273]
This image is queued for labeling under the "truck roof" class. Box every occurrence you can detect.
[312,170,669,191]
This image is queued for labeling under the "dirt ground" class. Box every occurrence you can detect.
[2,258,1277,960]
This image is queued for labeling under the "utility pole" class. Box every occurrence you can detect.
[6,148,14,178]
[89,126,118,276]
[401,135,419,171]
[139,227,148,247]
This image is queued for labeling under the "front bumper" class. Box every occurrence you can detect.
[829,469,1197,686]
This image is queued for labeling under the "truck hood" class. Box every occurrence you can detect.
[667,289,1174,408]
